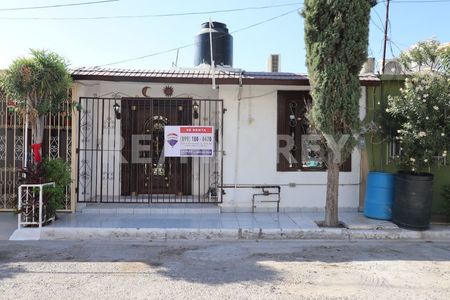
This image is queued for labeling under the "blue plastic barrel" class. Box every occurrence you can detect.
[364,172,396,220]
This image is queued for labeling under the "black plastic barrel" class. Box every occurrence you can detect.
[392,171,433,230]
[194,22,233,67]
[364,172,395,220]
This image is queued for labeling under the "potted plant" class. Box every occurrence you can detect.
[386,41,450,229]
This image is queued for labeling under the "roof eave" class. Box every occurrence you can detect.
[71,74,379,86]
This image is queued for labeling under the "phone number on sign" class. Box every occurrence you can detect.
[180,136,212,142]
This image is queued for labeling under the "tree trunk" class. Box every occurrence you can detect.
[324,153,340,227]
[31,115,45,164]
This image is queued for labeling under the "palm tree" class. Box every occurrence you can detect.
[1,49,72,165]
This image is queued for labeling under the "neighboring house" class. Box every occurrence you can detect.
[366,74,450,217]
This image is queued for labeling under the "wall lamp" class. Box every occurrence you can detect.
[193,101,199,119]
[113,103,121,119]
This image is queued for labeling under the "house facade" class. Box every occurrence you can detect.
[69,67,380,212]
[0,21,381,214]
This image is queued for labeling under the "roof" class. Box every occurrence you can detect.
[71,67,380,86]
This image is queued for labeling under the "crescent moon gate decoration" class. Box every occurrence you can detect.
[142,86,151,97]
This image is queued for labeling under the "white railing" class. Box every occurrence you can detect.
[18,182,55,229]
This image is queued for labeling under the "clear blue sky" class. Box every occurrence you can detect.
[0,0,449,73]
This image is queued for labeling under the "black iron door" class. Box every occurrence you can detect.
[121,98,192,196]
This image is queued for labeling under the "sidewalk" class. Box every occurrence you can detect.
[0,212,16,240]
[8,211,450,241]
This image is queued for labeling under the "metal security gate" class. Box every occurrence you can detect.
[0,92,73,211]
[76,97,223,204]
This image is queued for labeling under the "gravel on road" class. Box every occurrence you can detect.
[0,240,449,299]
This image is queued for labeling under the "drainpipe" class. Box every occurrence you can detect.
[232,70,245,205]
[209,18,217,90]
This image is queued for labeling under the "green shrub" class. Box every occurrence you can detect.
[41,158,71,217]
[386,73,450,172]
[42,158,71,187]
[386,40,450,173]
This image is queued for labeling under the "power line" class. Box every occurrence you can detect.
[1,0,446,21]
[390,39,405,54]
[90,4,410,67]
[370,17,385,34]
[0,2,301,20]
[387,19,407,58]
[372,7,385,29]
[230,10,297,34]
[371,3,407,60]
[387,19,398,59]
[100,43,195,67]
[0,0,446,19]
[99,9,298,67]
[0,0,118,12]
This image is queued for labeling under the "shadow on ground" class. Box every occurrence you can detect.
[0,240,449,284]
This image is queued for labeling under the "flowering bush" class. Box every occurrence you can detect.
[399,40,450,74]
[386,72,450,172]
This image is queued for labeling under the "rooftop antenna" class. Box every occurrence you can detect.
[171,48,180,68]
[209,17,217,90]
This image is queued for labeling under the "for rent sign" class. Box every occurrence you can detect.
[164,126,214,157]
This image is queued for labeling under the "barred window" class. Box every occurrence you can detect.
[277,91,351,172]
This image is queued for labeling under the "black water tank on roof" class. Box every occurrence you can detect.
[194,22,233,67]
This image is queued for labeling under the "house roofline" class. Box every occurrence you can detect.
[71,67,380,86]
[72,74,314,86]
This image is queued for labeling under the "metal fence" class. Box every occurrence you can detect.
[77,97,224,204]
[0,93,73,211]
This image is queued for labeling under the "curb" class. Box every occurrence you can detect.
[24,227,450,241]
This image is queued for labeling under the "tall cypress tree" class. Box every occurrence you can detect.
[302,0,375,226]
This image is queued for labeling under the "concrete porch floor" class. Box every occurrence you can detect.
[7,211,450,241]
[49,211,397,230]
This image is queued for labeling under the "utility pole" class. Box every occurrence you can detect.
[381,0,390,73]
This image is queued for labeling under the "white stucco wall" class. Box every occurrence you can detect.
[219,84,366,212]
[72,79,367,212]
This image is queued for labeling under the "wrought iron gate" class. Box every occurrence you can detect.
[77,97,223,204]
[0,92,73,211]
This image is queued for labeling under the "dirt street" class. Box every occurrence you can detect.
[0,240,449,299]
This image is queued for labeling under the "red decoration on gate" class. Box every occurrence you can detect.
[31,143,42,163]
[6,98,17,108]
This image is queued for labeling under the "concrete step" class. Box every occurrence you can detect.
[78,203,221,215]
